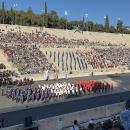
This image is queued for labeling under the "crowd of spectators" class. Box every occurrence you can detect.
[76,46,130,70]
[0,30,57,74]
[70,100,130,130]
[3,45,56,74]
[0,28,130,75]
[13,78,33,86]
[1,80,113,104]
[0,63,33,86]
[71,116,124,130]
[0,63,16,86]
[46,45,130,72]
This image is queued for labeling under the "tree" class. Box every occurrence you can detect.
[10,8,15,25]
[68,20,83,30]
[105,15,110,32]
[47,10,59,28]
[116,20,123,33]
[0,3,129,34]
[87,21,94,31]
[58,17,66,29]
[45,2,48,14]
[2,1,5,24]
[26,6,34,25]
[44,2,48,27]
[92,23,104,32]
[82,16,85,31]
[27,6,33,14]
[122,27,130,34]
[109,26,117,33]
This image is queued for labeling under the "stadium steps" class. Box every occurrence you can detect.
[1,24,130,47]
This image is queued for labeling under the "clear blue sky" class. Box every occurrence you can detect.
[1,0,130,26]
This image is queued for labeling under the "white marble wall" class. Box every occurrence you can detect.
[0,102,124,130]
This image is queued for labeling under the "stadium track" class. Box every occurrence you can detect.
[33,72,130,85]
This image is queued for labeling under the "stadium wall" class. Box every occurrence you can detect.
[0,102,124,130]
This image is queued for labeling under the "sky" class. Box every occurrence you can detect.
[0,0,130,26]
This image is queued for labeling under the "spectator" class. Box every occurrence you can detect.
[88,119,95,129]
[70,120,80,130]
[120,100,130,130]
[95,122,103,130]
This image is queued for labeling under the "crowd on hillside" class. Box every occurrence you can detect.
[0,28,130,75]
[3,45,56,74]
[0,63,16,86]
[76,46,130,70]
[47,47,130,73]
[1,80,113,103]
[0,28,121,48]
[0,63,33,86]
[0,30,57,74]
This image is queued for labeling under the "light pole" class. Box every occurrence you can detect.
[13,3,18,25]
[64,10,68,30]
[104,16,106,32]
[85,13,88,31]
[41,9,44,28]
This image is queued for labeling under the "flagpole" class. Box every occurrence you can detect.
[82,16,85,34]
[66,16,67,30]
[13,3,18,25]
[65,10,68,30]
[85,13,88,31]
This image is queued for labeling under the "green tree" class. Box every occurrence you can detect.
[116,20,123,33]
[105,15,110,32]
[45,2,47,14]
[58,17,66,29]
[47,10,59,28]
[10,8,15,24]
[87,21,94,31]
[26,6,34,25]
[0,3,129,34]
[2,1,5,24]
[44,2,48,27]
[27,6,33,14]
[109,26,117,33]
[92,23,104,32]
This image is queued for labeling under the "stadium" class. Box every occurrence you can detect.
[0,1,130,130]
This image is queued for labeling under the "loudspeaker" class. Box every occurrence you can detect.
[24,116,33,127]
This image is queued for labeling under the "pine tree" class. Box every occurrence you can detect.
[27,6,33,14]
[82,16,85,33]
[44,2,48,27]
[105,15,110,32]
[2,1,4,11]
[10,8,14,25]
[116,20,123,33]
[45,2,47,14]
[2,1,5,24]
